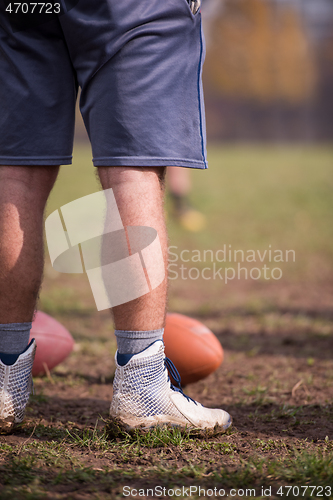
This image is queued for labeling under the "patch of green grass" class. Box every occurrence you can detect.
[29,424,68,441]
[66,423,109,452]
[127,426,193,448]
[268,448,333,485]
[255,438,287,452]
[41,372,87,387]
[26,440,78,468]
[243,385,268,396]
[46,145,100,218]
[200,441,236,454]
[1,455,37,485]
[0,486,47,500]
[251,404,305,423]
[53,467,98,485]
[238,384,277,407]
[28,393,49,406]
[1,435,333,499]
[39,288,94,316]
[0,443,14,453]
[79,339,115,357]
[168,146,333,310]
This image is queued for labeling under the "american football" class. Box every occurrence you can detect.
[29,311,75,377]
[164,313,224,385]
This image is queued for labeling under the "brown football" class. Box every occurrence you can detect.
[164,313,223,385]
[30,311,74,376]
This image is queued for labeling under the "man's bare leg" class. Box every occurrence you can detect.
[101,168,232,432]
[0,164,166,329]
[98,166,168,332]
[0,165,59,430]
[0,166,59,324]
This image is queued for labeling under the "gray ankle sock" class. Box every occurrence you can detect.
[0,323,32,354]
[115,328,164,355]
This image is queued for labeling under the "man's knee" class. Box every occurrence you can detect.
[0,166,59,206]
[98,166,166,191]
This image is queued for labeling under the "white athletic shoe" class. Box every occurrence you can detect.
[0,340,36,433]
[110,340,232,432]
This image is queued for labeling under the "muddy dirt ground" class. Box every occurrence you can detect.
[1,272,333,499]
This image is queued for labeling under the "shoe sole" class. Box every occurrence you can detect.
[106,414,232,439]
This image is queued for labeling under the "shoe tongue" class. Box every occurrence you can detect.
[117,352,135,366]
[0,352,20,366]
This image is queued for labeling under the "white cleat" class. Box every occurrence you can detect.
[0,340,36,433]
[110,340,232,432]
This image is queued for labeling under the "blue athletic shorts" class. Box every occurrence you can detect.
[0,0,207,168]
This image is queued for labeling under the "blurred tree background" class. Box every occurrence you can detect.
[74,0,333,143]
[202,0,333,141]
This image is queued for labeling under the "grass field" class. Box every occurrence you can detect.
[0,144,333,499]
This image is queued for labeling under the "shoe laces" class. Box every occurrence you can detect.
[164,357,197,405]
